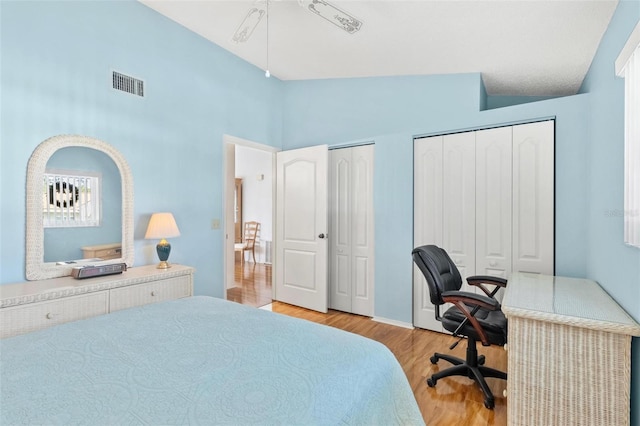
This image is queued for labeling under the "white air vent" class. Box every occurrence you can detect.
[112,71,144,97]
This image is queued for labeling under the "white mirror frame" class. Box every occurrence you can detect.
[26,135,134,280]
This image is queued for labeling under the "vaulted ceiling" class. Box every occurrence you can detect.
[139,0,618,96]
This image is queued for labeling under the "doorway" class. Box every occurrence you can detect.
[223,135,276,308]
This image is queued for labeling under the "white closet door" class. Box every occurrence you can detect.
[350,145,374,316]
[329,149,351,313]
[512,121,555,274]
[442,132,476,291]
[476,127,512,279]
[413,136,444,332]
[328,145,374,317]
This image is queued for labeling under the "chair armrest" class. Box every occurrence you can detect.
[467,275,507,287]
[441,290,501,346]
[441,291,500,311]
[466,275,508,298]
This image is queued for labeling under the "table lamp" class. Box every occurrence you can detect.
[145,212,181,269]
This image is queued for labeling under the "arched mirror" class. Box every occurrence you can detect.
[26,135,134,280]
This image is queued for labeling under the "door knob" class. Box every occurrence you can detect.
[318,233,326,239]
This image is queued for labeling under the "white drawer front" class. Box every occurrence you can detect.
[0,292,109,339]
[109,275,192,312]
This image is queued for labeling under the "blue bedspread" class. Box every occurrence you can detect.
[0,296,424,425]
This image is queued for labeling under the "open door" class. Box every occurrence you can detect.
[275,145,329,313]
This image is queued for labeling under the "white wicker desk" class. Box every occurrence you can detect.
[502,273,640,426]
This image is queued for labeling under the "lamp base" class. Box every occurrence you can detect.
[156,239,172,269]
[156,260,171,269]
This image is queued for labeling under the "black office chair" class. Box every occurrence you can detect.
[412,244,508,409]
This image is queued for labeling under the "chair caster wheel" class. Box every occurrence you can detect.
[427,377,437,387]
[478,355,485,365]
[484,398,495,409]
[430,355,438,364]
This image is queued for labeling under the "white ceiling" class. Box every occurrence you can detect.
[139,0,618,96]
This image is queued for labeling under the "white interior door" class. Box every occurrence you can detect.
[275,145,329,313]
[512,121,555,275]
[329,148,351,313]
[476,126,512,279]
[328,145,374,317]
[413,135,444,332]
[442,132,476,291]
[350,145,375,316]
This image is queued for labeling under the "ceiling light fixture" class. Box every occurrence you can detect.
[303,0,362,34]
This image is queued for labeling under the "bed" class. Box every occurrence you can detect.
[0,296,424,425]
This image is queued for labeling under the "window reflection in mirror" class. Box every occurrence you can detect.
[43,169,101,228]
[43,147,122,263]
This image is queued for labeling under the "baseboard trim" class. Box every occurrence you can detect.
[372,316,414,330]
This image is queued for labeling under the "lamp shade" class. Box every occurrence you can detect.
[145,213,181,239]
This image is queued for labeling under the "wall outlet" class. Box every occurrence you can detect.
[211,219,220,229]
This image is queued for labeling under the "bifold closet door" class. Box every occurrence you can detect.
[329,145,374,317]
[413,121,555,331]
[413,135,444,332]
[512,120,554,275]
[413,133,475,331]
[442,132,476,287]
[475,126,513,279]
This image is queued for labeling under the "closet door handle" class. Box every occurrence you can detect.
[318,233,327,239]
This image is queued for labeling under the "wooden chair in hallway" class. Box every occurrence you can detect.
[235,221,260,264]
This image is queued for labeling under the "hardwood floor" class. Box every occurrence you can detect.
[226,260,272,308]
[228,261,507,425]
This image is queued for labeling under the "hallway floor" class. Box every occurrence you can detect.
[226,260,272,308]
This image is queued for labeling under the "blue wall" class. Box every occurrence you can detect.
[581,0,640,320]
[579,1,640,423]
[0,0,283,295]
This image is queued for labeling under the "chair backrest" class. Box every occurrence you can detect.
[412,245,462,306]
[243,221,260,248]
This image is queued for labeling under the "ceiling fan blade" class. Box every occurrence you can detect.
[300,0,363,34]
[231,1,267,43]
[231,0,363,44]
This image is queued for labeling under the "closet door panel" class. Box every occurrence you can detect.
[512,121,554,274]
[442,132,476,292]
[333,254,350,308]
[413,136,444,332]
[353,255,371,312]
[476,127,512,279]
[329,145,374,316]
[351,145,374,316]
[414,136,444,247]
[329,150,351,312]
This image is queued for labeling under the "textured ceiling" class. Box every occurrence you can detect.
[139,0,618,96]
